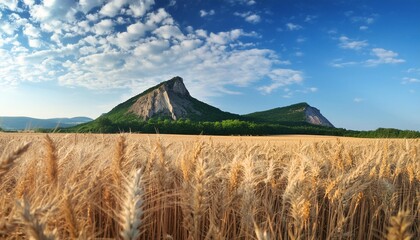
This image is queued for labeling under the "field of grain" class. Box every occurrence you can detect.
[0,133,419,239]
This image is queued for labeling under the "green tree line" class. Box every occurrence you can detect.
[61,117,420,138]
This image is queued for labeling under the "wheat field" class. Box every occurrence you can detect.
[0,133,419,240]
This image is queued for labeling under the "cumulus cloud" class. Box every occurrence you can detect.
[286,23,302,31]
[0,0,18,11]
[23,23,41,38]
[30,0,78,22]
[200,9,215,17]
[79,0,107,13]
[339,36,368,50]
[258,69,304,94]
[94,19,114,35]
[234,12,261,24]
[0,0,303,99]
[366,48,405,66]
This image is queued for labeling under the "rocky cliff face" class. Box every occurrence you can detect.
[304,106,334,127]
[128,77,201,120]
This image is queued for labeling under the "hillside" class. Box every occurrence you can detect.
[103,76,240,122]
[244,102,334,127]
[69,76,340,134]
[0,116,92,131]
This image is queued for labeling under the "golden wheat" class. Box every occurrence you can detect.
[0,133,418,239]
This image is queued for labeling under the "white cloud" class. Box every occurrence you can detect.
[230,0,256,5]
[366,48,405,66]
[99,0,154,17]
[1,22,16,35]
[304,15,317,23]
[259,69,304,94]
[79,0,107,13]
[402,77,420,84]
[351,16,376,25]
[0,1,304,100]
[23,23,41,38]
[296,37,306,43]
[234,12,261,24]
[295,51,304,57]
[129,0,155,17]
[354,98,363,103]
[407,68,420,74]
[359,25,368,31]
[245,14,261,24]
[286,23,302,31]
[0,0,18,11]
[200,9,215,17]
[30,0,78,22]
[152,25,184,40]
[339,36,368,50]
[94,19,114,35]
[28,38,42,48]
[330,58,357,68]
[99,0,126,17]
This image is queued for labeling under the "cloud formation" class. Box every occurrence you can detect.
[286,23,302,31]
[0,0,302,98]
[339,36,368,50]
[366,48,405,66]
[200,9,215,17]
[234,12,261,24]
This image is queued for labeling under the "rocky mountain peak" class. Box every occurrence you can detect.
[127,77,199,120]
[160,76,190,97]
[304,105,334,127]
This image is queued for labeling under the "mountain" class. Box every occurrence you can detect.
[72,76,334,133]
[0,116,93,131]
[243,102,334,127]
[103,76,240,122]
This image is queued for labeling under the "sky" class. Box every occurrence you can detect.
[0,0,419,131]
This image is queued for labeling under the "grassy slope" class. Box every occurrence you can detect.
[243,102,309,124]
[77,78,241,127]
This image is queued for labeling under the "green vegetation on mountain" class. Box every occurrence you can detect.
[244,102,309,123]
[60,77,420,138]
[63,118,420,138]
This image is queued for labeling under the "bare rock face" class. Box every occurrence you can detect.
[304,106,334,127]
[128,77,200,120]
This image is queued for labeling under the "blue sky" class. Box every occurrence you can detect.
[0,0,419,130]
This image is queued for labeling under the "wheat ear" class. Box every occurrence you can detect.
[0,142,31,179]
[119,169,143,240]
[16,199,55,240]
[44,135,58,185]
[387,210,413,240]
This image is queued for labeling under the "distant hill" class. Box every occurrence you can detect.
[0,116,93,131]
[244,102,334,127]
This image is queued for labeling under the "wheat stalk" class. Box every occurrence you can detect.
[61,191,79,239]
[119,169,144,240]
[387,210,413,240]
[0,142,31,179]
[44,135,58,186]
[16,199,55,240]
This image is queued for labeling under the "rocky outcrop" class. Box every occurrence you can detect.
[128,77,201,120]
[304,106,334,127]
